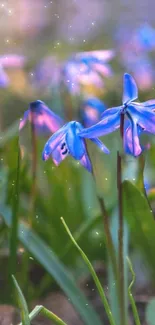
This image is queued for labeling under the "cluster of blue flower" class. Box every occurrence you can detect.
[20,73,155,172]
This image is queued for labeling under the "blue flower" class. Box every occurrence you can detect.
[62,50,114,94]
[79,73,155,156]
[135,24,155,51]
[19,100,63,135]
[82,97,106,127]
[42,121,110,172]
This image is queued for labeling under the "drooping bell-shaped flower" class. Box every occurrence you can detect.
[19,100,63,135]
[42,121,109,172]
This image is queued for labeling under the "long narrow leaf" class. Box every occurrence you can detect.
[108,209,129,324]
[12,275,30,325]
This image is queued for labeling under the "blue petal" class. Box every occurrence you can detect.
[101,107,120,118]
[92,62,113,77]
[124,120,143,157]
[75,50,115,63]
[137,24,155,50]
[80,152,92,172]
[90,138,110,154]
[19,110,29,130]
[79,108,121,139]
[66,122,86,160]
[42,124,68,161]
[123,73,138,105]
[140,99,155,111]
[128,103,155,134]
[83,98,106,113]
[0,66,9,87]
[82,98,106,127]
[29,100,63,134]
[51,142,68,166]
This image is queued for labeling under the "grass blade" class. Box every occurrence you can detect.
[12,275,30,325]
[61,217,116,325]
[19,305,68,325]
[126,257,141,325]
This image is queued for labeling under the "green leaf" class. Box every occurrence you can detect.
[12,275,30,325]
[146,298,155,325]
[108,209,129,324]
[0,205,102,325]
[19,305,68,325]
[123,180,155,272]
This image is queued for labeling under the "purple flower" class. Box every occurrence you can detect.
[42,121,109,172]
[79,73,155,157]
[82,98,106,127]
[19,100,63,135]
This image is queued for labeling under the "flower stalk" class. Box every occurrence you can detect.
[117,113,127,325]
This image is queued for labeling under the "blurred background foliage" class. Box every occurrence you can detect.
[1,1,155,324]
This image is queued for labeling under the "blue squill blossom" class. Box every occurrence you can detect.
[79,73,155,157]
[82,98,106,127]
[134,24,155,52]
[19,100,63,135]
[0,54,26,88]
[42,121,110,172]
[62,50,114,94]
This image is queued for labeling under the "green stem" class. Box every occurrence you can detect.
[126,257,141,325]
[22,120,37,301]
[61,217,117,325]
[117,151,126,325]
[9,139,21,285]
[97,196,118,279]
[30,120,37,227]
